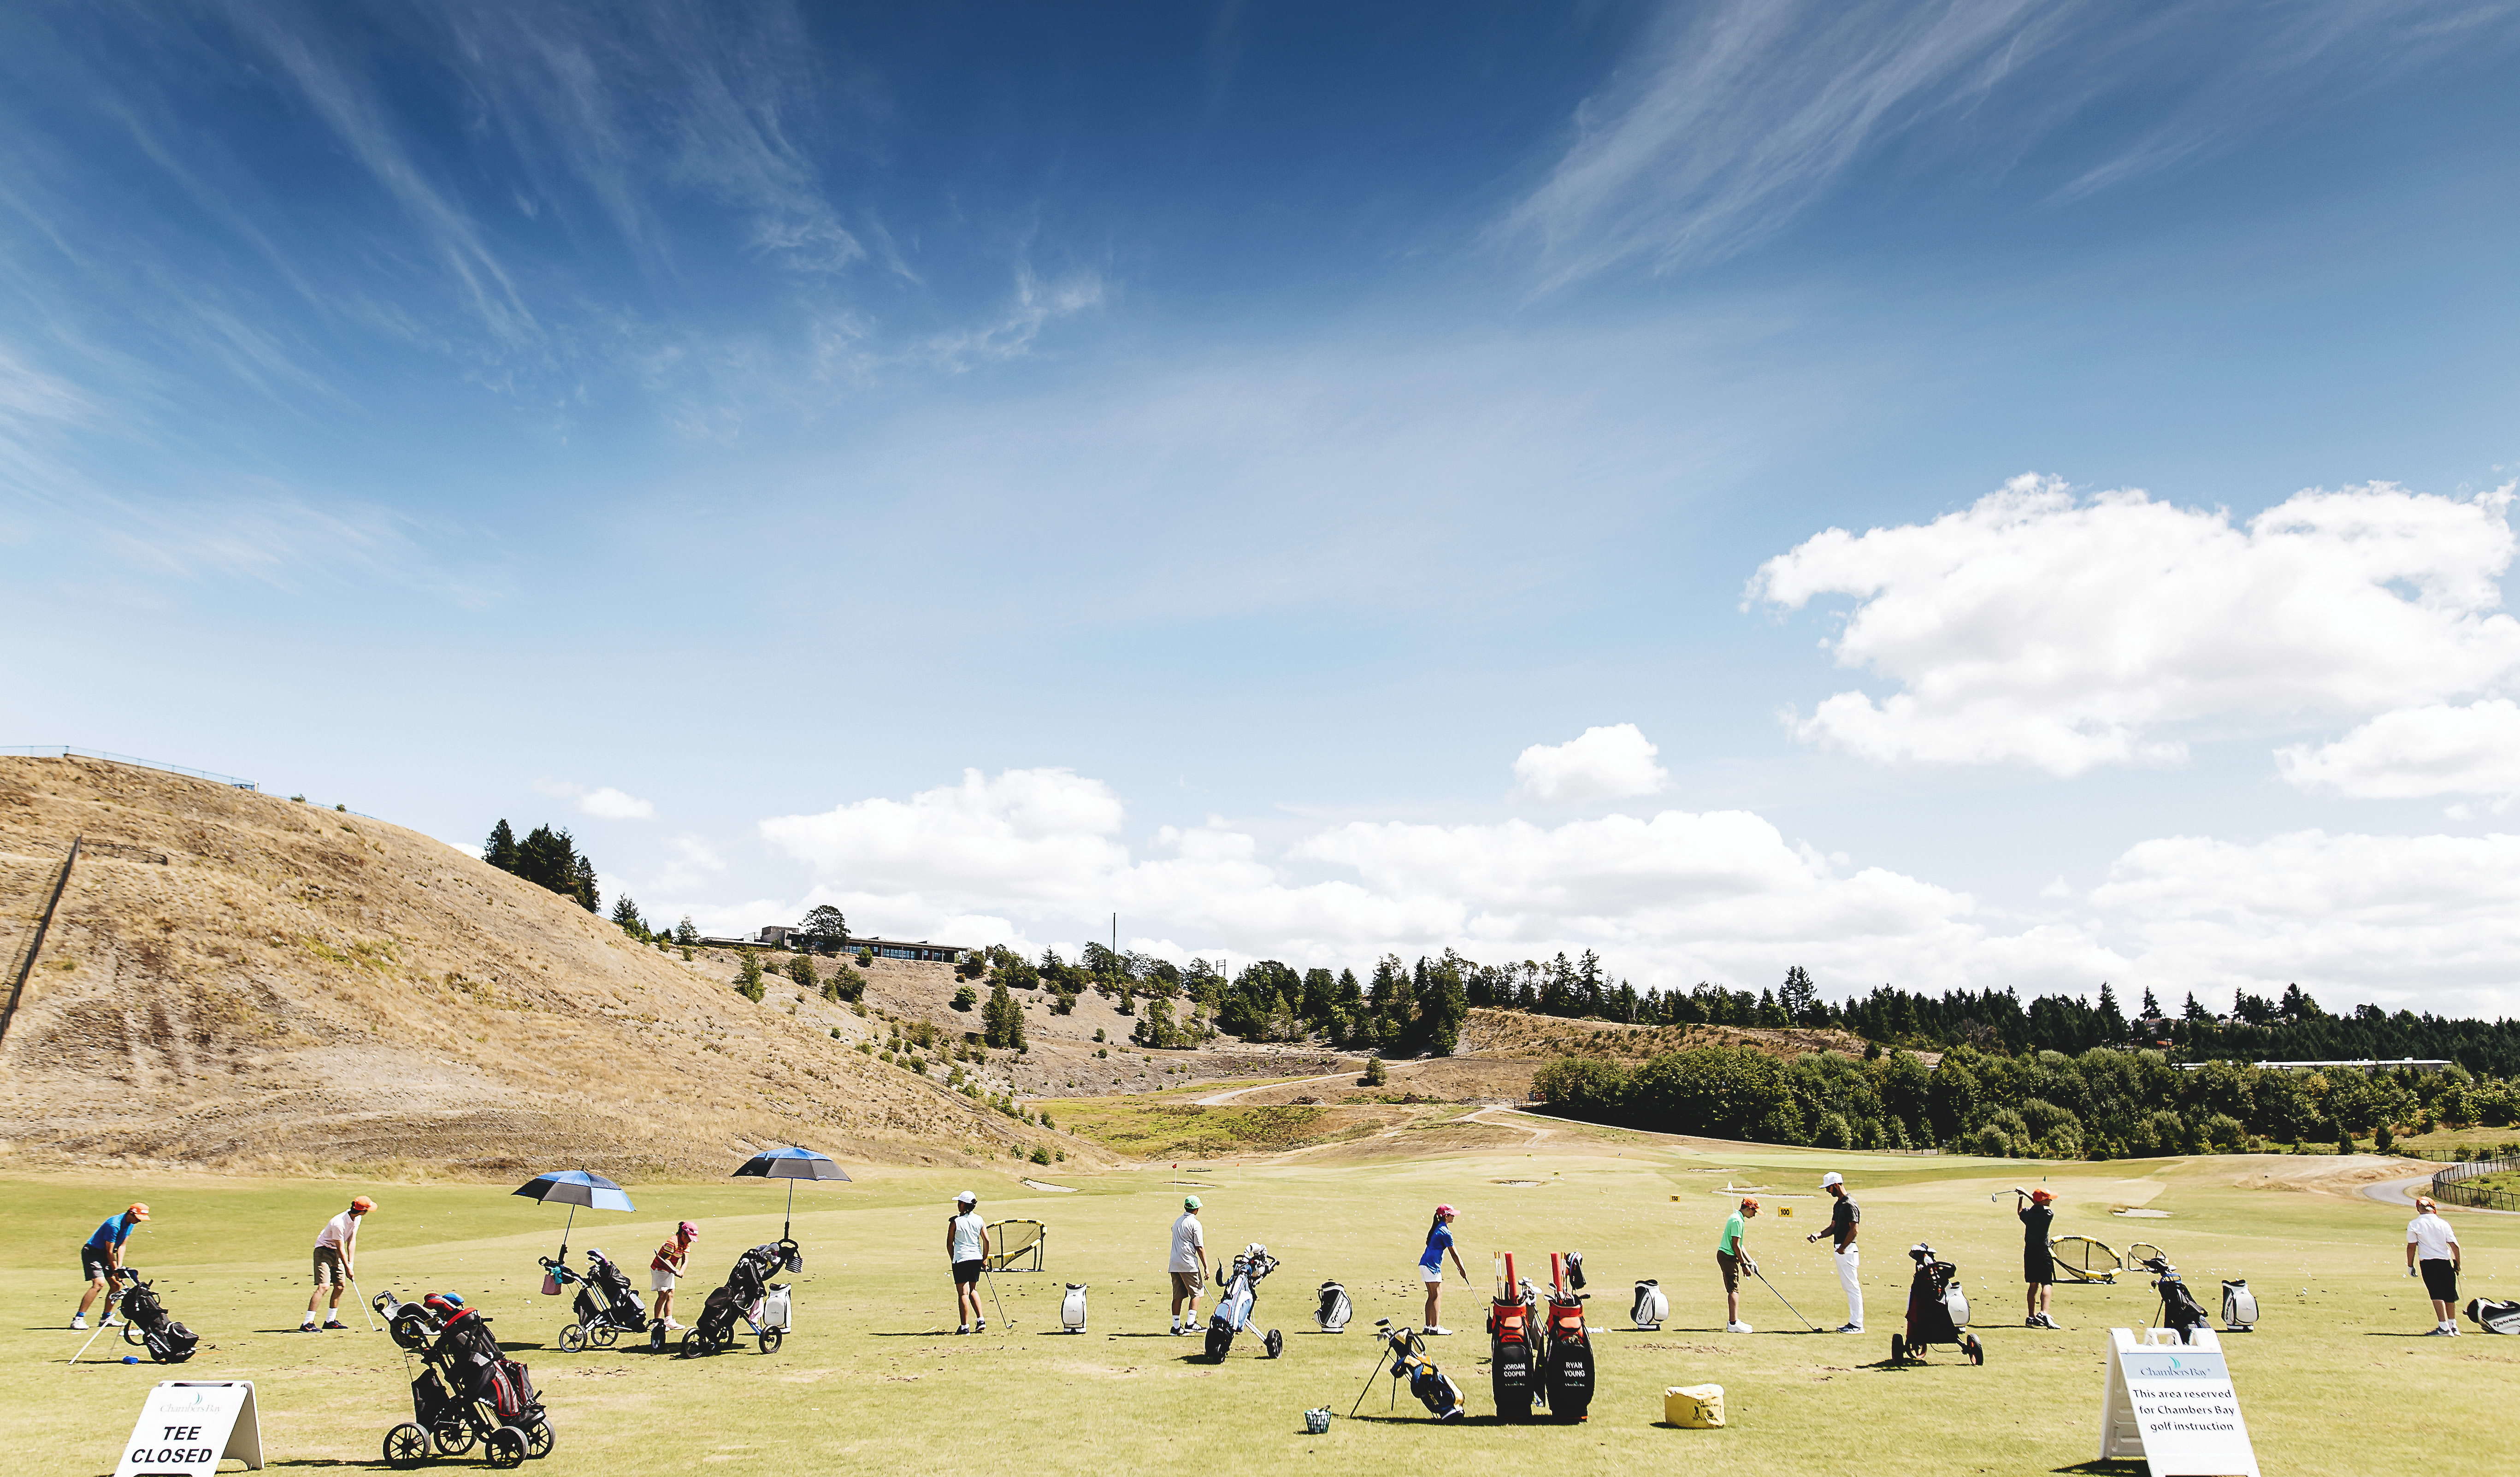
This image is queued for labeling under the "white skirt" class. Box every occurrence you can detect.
[1416,1263,1444,1283]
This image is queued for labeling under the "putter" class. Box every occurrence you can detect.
[1751,1265,1822,1332]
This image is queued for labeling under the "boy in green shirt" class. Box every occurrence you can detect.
[1716,1197,1759,1333]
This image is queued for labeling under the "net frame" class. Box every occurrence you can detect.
[986,1219,1046,1271]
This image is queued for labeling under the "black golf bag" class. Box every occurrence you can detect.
[374,1289,456,1351]
[2140,1255,2209,1343]
[1376,1327,1465,1421]
[116,1272,200,1364]
[1204,1244,1284,1360]
[1890,1243,1983,1365]
[682,1241,798,1357]
[555,1249,647,1350]
[1488,1260,1539,1422]
[2466,1298,2520,1335]
[384,1306,551,1469]
[1540,1254,1592,1421]
[1314,1281,1351,1333]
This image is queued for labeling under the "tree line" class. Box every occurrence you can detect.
[482,820,600,912]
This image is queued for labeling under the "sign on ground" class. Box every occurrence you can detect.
[2097,1328,2258,1477]
[115,1380,263,1477]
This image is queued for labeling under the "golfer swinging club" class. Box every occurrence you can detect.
[2012,1188,2059,1328]
[1717,1196,1759,1333]
[301,1196,374,1330]
[75,1202,149,1331]
[1805,1172,1862,1333]
[1418,1203,1470,1335]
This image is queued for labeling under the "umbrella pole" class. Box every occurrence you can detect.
[561,1204,577,1264]
[784,1180,795,1244]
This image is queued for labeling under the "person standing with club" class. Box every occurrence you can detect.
[1418,1203,1469,1335]
[2407,1194,2462,1335]
[75,1202,148,1330]
[948,1191,988,1335]
[300,1196,373,1330]
[1716,1196,1759,1333]
[2013,1188,2059,1328]
[1805,1172,1862,1333]
[1169,1195,1208,1335]
[650,1221,699,1331]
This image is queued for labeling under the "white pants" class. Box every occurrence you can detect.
[1834,1247,1863,1329]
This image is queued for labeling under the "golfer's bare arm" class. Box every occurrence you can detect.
[1449,1248,1470,1282]
[2406,1238,2418,1269]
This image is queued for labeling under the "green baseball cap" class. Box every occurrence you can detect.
[1184,1195,1202,1211]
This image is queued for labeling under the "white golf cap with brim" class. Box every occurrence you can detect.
[1820,1172,1844,1188]
[956,1191,976,1204]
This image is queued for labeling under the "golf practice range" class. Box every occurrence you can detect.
[12,1119,2512,1477]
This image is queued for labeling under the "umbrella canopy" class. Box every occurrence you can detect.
[732,1146,849,1242]
[512,1170,635,1259]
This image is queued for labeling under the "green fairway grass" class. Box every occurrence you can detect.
[8,1141,2513,1476]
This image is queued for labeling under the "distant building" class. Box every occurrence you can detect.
[696,924,967,964]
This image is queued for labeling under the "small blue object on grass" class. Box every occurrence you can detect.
[123,1355,139,1364]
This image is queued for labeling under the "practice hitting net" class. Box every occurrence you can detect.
[2048,1235,2121,1284]
[986,1220,1046,1271]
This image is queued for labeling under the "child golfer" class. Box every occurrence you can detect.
[948,1191,988,1335]
[301,1196,374,1330]
[651,1221,699,1330]
[1717,1196,1758,1333]
[2014,1188,2058,1328]
[1418,1204,1469,1334]
[75,1202,149,1330]
[1169,1195,1208,1335]
[2407,1195,2462,1335]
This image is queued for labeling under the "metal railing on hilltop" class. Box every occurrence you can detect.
[3,746,258,790]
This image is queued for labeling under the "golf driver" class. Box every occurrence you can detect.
[1989,1186,2030,1204]
[69,1318,112,1365]
[1750,1264,1822,1332]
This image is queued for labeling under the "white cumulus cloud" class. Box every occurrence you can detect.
[2276,700,2520,808]
[535,778,656,820]
[1752,476,2520,774]
[1512,723,1670,803]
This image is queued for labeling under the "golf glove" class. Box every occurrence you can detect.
[2406,1266,2418,1278]
[1744,1260,1758,1276]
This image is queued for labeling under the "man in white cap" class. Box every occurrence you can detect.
[1169,1195,1208,1335]
[1804,1171,1862,1333]
[2406,1195,2462,1335]
[947,1191,988,1335]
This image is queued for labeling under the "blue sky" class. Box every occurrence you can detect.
[8,1,2520,1013]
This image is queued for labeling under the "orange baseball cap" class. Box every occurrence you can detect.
[1740,1197,1760,1211]
[128,1203,151,1220]
[350,1196,377,1213]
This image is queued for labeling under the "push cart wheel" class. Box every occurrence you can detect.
[523,1417,555,1459]
[758,1328,784,1355]
[432,1422,474,1456]
[1967,1335,1984,1366]
[1263,1329,1284,1359]
[589,1324,619,1349]
[383,1424,431,1470]
[485,1425,528,1470]
[391,1312,432,1351]
[679,1329,704,1357]
[557,1324,588,1353]
[1889,1334,1906,1364]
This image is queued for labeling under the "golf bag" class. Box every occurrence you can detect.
[1890,1244,1983,1365]
[1488,1258,1539,1422]
[2220,1278,2258,1332]
[1631,1278,1668,1331]
[1376,1327,1465,1420]
[2139,1254,2209,1344]
[1541,1254,1593,1421]
[1060,1284,1089,1333]
[1205,1244,1283,1360]
[383,1305,551,1470]
[683,1241,798,1357]
[1314,1281,1352,1333]
[556,1249,647,1350]
[116,1272,200,1364]
[2466,1298,2520,1335]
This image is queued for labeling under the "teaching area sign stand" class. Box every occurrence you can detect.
[2098,1328,2259,1477]
[115,1381,262,1477]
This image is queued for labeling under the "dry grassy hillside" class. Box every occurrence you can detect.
[1459,1006,1872,1063]
[0,756,1065,1178]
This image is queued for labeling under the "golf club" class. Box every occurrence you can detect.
[347,1275,382,1333]
[980,1264,1013,1330]
[1750,1264,1822,1332]
[69,1318,112,1365]
[1989,1186,2030,1204]
[1348,1319,1396,1417]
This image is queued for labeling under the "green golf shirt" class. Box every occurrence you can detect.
[1716,1210,1747,1257]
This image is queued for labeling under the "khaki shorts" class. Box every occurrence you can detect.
[313,1246,348,1288]
[1716,1251,1741,1292]
[1170,1270,1203,1298]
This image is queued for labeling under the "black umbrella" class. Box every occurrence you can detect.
[731,1145,850,1241]
[512,1169,636,1260]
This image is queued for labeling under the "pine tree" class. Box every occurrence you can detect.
[786,953,818,992]
[572,855,599,913]
[610,896,643,934]
[735,948,765,1002]
[483,819,519,872]
[984,980,1017,1048]
[2141,987,2161,1017]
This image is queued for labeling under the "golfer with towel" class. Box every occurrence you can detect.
[1169,1195,1208,1335]
[301,1196,373,1330]
[74,1202,149,1330]
[1805,1172,1862,1333]
[1419,1204,1470,1335]
[2013,1188,2059,1328]
[948,1191,988,1335]
[1717,1196,1759,1333]
[2407,1195,2462,1335]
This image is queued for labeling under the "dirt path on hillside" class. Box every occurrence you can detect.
[1193,1070,1353,1106]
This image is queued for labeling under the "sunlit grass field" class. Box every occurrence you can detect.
[7,1130,2513,1476]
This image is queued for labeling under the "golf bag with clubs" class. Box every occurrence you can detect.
[1314,1280,1352,1333]
[1889,1243,1983,1365]
[376,1290,460,1352]
[1488,1255,1540,1421]
[2137,1253,2209,1343]
[115,1271,200,1364]
[1060,1284,1089,1333]
[1630,1278,1668,1331]
[2466,1298,2520,1335]
[552,1249,648,1351]
[1540,1253,1593,1421]
[683,1241,798,1357]
[1205,1244,1284,1360]
[1357,1324,1465,1421]
[382,1303,551,1470]
[2220,1278,2258,1332]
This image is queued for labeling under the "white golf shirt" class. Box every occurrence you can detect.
[2407,1210,2458,1261]
[1170,1213,1205,1274]
[950,1211,986,1263]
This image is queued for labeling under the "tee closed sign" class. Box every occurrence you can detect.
[2097,1329,2259,1477]
[115,1381,263,1477]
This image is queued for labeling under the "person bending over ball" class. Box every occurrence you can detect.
[1717,1197,1759,1333]
[948,1191,988,1335]
[2014,1188,2059,1329]
[1169,1196,1208,1335]
[651,1221,699,1330]
[75,1203,148,1330]
[1418,1204,1470,1335]
[301,1197,373,1330]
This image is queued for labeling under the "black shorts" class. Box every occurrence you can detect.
[2024,1248,2055,1286]
[953,1259,984,1288]
[2420,1258,2458,1302]
[81,1247,116,1282]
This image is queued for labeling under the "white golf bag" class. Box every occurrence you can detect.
[1060,1283,1088,1333]
[2220,1279,2257,1331]
[1631,1278,1667,1330]
[2465,1298,2518,1335]
[1944,1278,1970,1329]
[1315,1280,1351,1332]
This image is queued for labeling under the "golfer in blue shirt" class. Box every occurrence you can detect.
[76,1203,149,1330]
[1418,1204,1468,1335]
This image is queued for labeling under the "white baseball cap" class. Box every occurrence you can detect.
[1820,1172,1844,1188]
[955,1190,976,1205]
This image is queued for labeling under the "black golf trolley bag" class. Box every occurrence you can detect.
[1487,1257,1540,1421]
[376,1290,457,1351]
[1540,1254,1594,1422]
[116,1271,200,1364]
[682,1241,797,1357]
[1890,1243,1983,1365]
[554,1249,648,1351]
[2137,1253,2210,1344]
[383,1305,552,1470]
[1204,1243,1284,1360]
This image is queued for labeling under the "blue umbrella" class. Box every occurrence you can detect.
[513,1170,636,1259]
[731,1146,850,1241]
